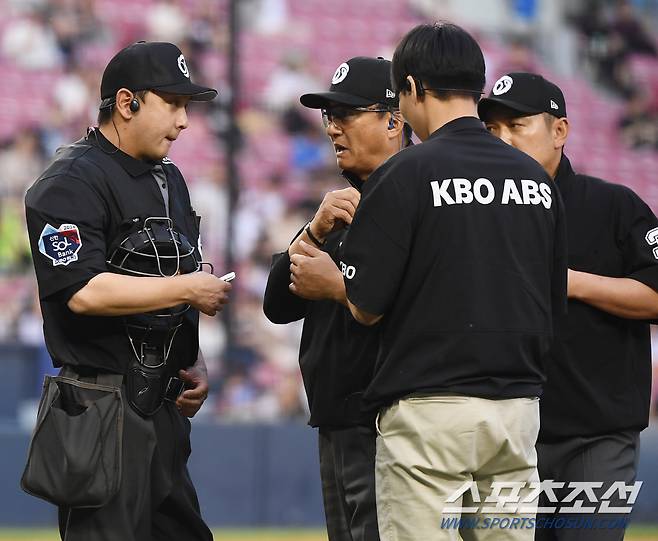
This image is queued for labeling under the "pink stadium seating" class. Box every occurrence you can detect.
[0,0,655,206]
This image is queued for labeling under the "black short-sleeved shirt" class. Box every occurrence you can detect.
[539,155,658,441]
[341,116,568,410]
[24,129,201,373]
[263,175,380,428]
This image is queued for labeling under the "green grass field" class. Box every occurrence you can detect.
[0,528,657,541]
[0,529,326,541]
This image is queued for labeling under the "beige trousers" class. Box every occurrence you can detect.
[375,395,540,541]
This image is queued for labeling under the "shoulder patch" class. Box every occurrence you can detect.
[38,223,82,266]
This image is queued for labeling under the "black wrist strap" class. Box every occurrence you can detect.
[305,222,325,248]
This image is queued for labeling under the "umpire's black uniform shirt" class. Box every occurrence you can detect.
[25,128,202,374]
[263,173,379,428]
[341,117,568,411]
[539,155,658,442]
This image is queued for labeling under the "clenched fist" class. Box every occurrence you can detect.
[289,240,346,303]
[309,187,361,241]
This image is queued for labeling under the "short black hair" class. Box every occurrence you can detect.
[542,112,557,129]
[97,90,148,125]
[392,23,485,103]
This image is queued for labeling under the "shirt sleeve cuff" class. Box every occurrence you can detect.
[629,266,658,293]
[40,275,95,303]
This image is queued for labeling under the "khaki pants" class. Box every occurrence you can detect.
[375,395,540,541]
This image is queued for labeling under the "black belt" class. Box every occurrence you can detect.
[62,365,186,415]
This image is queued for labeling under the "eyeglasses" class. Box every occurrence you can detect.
[321,106,391,128]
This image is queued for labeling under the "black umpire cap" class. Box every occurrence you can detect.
[100,41,217,108]
[478,72,567,121]
[300,56,399,109]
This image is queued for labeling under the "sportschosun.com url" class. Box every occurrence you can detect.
[440,516,631,530]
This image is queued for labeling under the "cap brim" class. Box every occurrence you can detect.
[478,97,542,121]
[300,91,375,109]
[152,82,218,101]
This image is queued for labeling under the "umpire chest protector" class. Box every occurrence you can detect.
[108,215,201,416]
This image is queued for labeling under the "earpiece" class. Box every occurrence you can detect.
[388,116,395,130]
[405,77,425,97]
[413,77,425,97]
[130,98,140,112]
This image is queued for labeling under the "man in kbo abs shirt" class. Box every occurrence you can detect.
[337,24,568,541]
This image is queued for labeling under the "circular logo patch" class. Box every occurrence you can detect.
[492,75,513,96]
[178,54,190,78]
[332,63,349,85]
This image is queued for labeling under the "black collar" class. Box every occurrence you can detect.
[554,153,574,192]
[428,116,485,140]
[341,170,365,193]
[86,127,160,178]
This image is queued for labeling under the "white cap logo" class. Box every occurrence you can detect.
[177,54,190,78]
[386,89,395,98]
[332,63,350,85]
[492,75,513,96]
[550,99,559,110]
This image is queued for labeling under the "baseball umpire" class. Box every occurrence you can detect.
[479,72,658,541]
[263,56,408,541]
[24,41,231,540]
[337,24,568,541]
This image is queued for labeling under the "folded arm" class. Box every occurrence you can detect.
[568,269,658,319]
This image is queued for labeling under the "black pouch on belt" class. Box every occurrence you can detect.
[20,367,123,508]
[126,355,169,417]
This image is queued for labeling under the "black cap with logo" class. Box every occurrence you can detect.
[478,72,567,121]
[300,56,398,109]
[100,41,217,107]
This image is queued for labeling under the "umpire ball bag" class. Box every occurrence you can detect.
[21,368,124,508]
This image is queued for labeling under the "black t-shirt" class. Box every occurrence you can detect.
[24,129,202,373]
[341,117,568,410]
[263,178,379,428]
[539,155,658,441]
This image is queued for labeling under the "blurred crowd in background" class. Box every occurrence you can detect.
[569,1,658,148]
[0,0,657,424]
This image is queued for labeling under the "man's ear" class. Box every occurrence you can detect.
[553,117,569,150]
[386,112,404,141]
[407,75,420,102]
[115,88,136,120]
